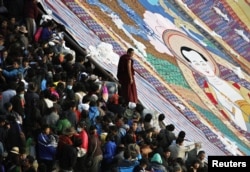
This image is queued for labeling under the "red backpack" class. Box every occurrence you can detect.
[34,27,43,42]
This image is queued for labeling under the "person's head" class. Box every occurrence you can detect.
[131,121,138,132]
[151,153,163,164]
[76,55,85,63]
[2,49,8,58]
[16,83,25,96]
[22,57,29,67]
[191,159,201,169]
[166,124,175,131]
[68,100,76,110]
[163,147,171,158]
[0,117,6,126]
[123,149,132,160]
[4,102,13,111]
[173,165,183,172]
[180,46,214,77]
[9,17,16,24]
[41,124,51,135]
[1,19,7,28]
[62,126,76,137]
[89,125,97,135]
[139,158,148,169]
[176,137,184,145]
[177,131,186,139]
[144,113,152,123]
[105,133,115,142]
[158,113,165,121]
[13,60,20,69]
[127,48,134,57]
[66,78,74,89]
[28,82,37,92]
[77,121,87,132]
[64,53,74,63]
[197,150,206,161]
[22,155,35,168]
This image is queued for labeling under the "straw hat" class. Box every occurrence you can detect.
[19,25,28,33]
[10,147,19,155]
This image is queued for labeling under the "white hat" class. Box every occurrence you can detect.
[128,102,136,109]
[19,25,28,33]
[10,147,19,155]
[123,124,130,130]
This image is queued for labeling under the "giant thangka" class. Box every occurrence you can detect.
[39,0,250,156]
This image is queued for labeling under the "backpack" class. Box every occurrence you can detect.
[34,27,43,42]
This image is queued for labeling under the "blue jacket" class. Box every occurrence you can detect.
[37,133,57,160]
[3,67,24,80]
[103,141,117,163]
[88,106,99,125]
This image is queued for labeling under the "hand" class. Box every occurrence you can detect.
[195,142,202,148]
[130,78,133,84]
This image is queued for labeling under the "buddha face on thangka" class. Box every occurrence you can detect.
[162,29,250,131]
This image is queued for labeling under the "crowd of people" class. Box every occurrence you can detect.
[0,0,208,172]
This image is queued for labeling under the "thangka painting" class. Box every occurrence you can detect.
[39,0,250,155]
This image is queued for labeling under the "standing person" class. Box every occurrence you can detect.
[36,125,57,172]
[23,0,39,42]
[117,48,138,104]
[86,125,103,172]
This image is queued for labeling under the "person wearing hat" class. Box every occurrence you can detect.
[18,25,29,50]
[56,127,78,172]
[57,126,76,150]
[149,153,168,172]
[4,146,22,172]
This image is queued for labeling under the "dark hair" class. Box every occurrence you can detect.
[106,133,115,142]
[158,113,165,121]
[82,94,91,103]
[41,124,50,132]
[166,124,175,131]
[176,137,184,144]
[178,131,186,139]
[26,155,35,164]
[76,55,85,62]
[139,158,148,166]
[197,150,206,157]
[89,100,97,107]
[127,48,134,54]
[180,46,207,62]
[144,113,152,122]
[64,53,74,62]
[135,103,144,113]
[163,147,171,153]
[123,149,131,160]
